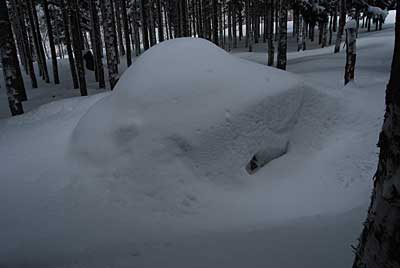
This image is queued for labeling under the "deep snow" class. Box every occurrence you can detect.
[0,21,395,268]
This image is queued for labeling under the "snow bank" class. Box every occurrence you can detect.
[72,38,304,183]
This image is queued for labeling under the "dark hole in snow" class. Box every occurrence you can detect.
[246,155,262,174]
[245,141,289,175]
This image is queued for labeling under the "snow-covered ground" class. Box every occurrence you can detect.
[0,17,395,268]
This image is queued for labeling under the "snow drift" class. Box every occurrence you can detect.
[0,32,388,267]
[71,38,304,182]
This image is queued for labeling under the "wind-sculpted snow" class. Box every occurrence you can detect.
[0,30,392,267]
[71,38,304,183]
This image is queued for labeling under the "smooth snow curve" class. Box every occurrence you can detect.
[0,27,394,267]
[72,38,304,182]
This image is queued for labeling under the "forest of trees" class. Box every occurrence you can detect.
[0,0,396,116]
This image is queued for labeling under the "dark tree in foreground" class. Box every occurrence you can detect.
[334,0,346,53]
[0,0,24,115]
[352,1,400,267]
[344,15,357,85]
[277,0,287,70]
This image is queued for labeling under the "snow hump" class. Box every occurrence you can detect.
[71,38,305,183]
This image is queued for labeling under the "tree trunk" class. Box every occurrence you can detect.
[276,0,287,70]
[12,0,37,89]
[344,20,356,85]
[352,2,400,267]
[212,0,218,45]
[156,0,164,42]
[61,0,79,89]
[334,0,346,53]
[120,0,132,67]
[89,0,106,88]
[70,0,87,96]
[141,0,150,50]
[267,0,274,66]
[28,0,50,83]
[115,0,125,56]
[42,0,60,84]
[101,0,119,89]
[0,0,24,115]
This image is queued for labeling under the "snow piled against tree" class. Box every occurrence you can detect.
[0,37,378,267]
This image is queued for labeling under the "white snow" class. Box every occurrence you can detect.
[0,19,396,268]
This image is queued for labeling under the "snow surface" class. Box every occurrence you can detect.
[0,21,396,268]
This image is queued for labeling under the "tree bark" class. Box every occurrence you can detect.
[27,0,50,83]
[352,2,400,267]
[0,0,24,115]
[334,0,346,53]
[101,0,119,89]
[212,0,218,45]
[70,0,87,95]
[267,0,274,66]
[120,0,132,66]
[42,0,60,84]
[89,0,106,88]
[276,0,287,70]
[61,0,79,89]
[344,21,356,85]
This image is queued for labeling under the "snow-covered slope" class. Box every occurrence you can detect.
[0,25,394,267]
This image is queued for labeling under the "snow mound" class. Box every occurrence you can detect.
[71,38,304,183]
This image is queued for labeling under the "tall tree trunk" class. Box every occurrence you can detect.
[212,0,218,45]
[267,0,274,66]
[276,0,287,70]
[344,19,356,85]
[0,0,24,115]
[42,0,60,84]
[12,0,37,89]
[115,0,125,56]
[61,0,79,89]
[141,0,150,50]
[334,0,346,53]
[101,0,119,89]
[352,2,400,267]
[89,0,106,88]
[156,0,164,42]
[28,0,50,83]
[120,0,132,66]
[70,0,87,96]
[232,1,237,48]
[148,0,156,45]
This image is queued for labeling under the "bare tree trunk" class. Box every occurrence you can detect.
[61,0,79,89]
[12,0,37,89]
[42,0,60,84]
[120,0,132,66]
[115,0,126,56]
[212,0,218,45]
[141,0,150,50]
[28,0,50,83]
[352,2,400,267]
[89,0,106,88]
[101,0,119,89]
[334,0,346,53]
[0,0,24,115]
[276,0,287,70]
[344,20,356,85]
[70,0,87,96]
[267,0,274,66]
[156,0,164,42]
